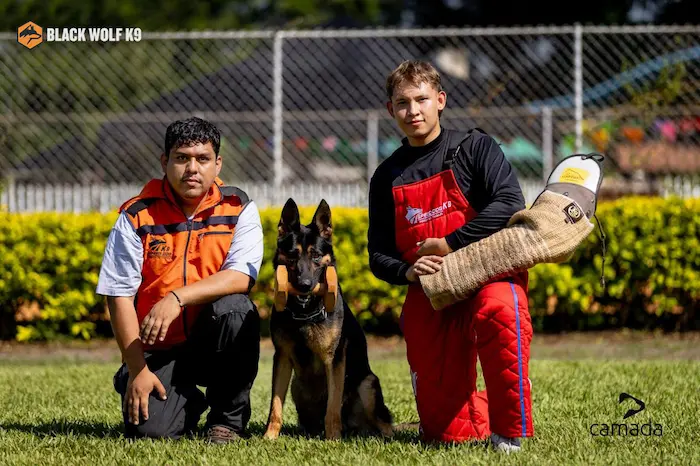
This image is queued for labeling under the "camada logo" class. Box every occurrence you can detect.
[18,22,43,49]
[590,393,662,437]
[619,392,645,419]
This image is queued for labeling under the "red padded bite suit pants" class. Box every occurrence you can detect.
[393,169,534,443]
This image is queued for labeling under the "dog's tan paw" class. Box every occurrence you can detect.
[378,423,394,438]
[263,427,281,440]
[324,418,342,440]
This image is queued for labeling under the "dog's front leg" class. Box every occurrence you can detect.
[264,351,293,440]
[324,354,346,440]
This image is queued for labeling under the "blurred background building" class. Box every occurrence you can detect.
[1,0,698,211]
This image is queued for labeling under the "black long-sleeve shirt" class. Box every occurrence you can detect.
[367,128,526,285]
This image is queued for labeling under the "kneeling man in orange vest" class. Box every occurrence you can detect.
[97,117,263,444]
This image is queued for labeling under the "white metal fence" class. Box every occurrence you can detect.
[1,25,699,211]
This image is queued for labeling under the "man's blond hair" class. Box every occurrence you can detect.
[385,60,443,101]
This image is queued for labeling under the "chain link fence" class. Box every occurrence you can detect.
[1,25,699,211]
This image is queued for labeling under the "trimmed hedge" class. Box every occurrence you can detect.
[0,196,698,341]
[527,196,700,331]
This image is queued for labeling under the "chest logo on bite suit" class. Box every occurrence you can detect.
[406,201,452,225]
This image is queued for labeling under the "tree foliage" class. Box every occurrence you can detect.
[2,0,695,32]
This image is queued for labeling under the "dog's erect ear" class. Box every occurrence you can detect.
[311,199,332,239]
[278,198,300,237]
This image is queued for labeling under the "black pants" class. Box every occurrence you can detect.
[113,294,260,439]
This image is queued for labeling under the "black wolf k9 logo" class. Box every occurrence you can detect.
[147,239,172,259]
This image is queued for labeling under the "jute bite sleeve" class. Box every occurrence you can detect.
[419,190,593,310]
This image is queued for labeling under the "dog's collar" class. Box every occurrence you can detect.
[285,296,327,323]
[289,306,327,323]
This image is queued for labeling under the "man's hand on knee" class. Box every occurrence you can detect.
[125,368,167,425]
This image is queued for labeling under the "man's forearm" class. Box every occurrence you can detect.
[107,296,146,374]
[369,251,411,285]
[173,269,252,307]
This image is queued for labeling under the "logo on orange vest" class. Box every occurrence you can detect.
[147,239,173,260]
[405,201,453,225]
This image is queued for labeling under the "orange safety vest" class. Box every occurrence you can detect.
[120,177,249,350]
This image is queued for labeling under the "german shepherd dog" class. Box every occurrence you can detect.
[263,199,394,440]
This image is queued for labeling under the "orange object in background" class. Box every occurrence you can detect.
[589,127,611,151]
[621,126,644,144]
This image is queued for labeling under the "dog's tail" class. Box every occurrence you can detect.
[372,375,394,426]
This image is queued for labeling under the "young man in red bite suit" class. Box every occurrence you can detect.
[367,60,533,453]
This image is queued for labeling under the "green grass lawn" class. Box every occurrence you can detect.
[0,339,699,465]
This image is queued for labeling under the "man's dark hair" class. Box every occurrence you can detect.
[164,117,221,157]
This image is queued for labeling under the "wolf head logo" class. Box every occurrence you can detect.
[405,206,422,224]
[148,239,167,251]
[18,22,43,49]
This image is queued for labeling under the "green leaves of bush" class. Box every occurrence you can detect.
[528,196,700,330]
[0,212,117,341]
[1,196,697,341]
